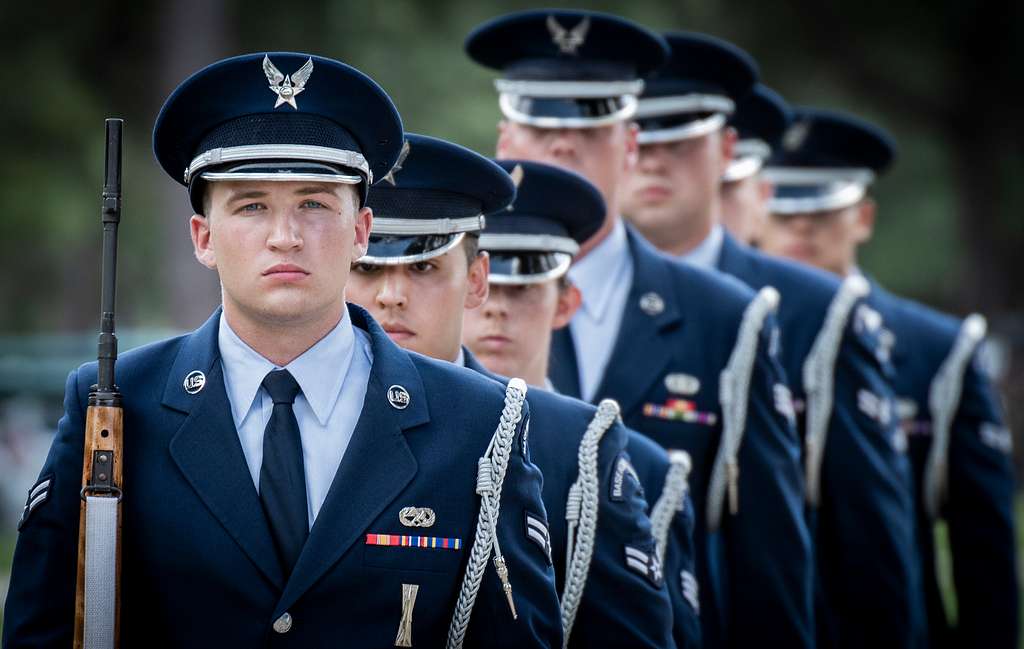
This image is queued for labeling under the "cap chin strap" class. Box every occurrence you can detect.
[358,232,467,267]
[635,94,735,120]
[495,78,644,98]
[722,155,764,183]
[499,93,638,129]
[487,255,573,286]
[185,144,371,184]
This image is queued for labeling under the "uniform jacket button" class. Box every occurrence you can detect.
[273,612,293,634]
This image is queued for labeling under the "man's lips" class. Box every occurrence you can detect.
[262,263,310,281]
[476,335,512,351]
[382,324,415,340]
[637,184,673,201]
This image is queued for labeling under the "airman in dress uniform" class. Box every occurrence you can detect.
[463,157,703,648]
[3,52,563,648]
[759,108,1020,648]
[345,132,680,648]
[619,32,924,649]
[465,10,813,648]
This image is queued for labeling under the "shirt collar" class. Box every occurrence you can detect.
[454,347,466,368]
[679,224,724,269]
[568,218,630,321]
[218,307,357,427]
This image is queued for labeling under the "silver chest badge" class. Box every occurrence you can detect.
[547,15,590,55]
[399,506,436,528]
[183,370,206,394]
[263,55,314,110]
[639,292,665,316]
[664,373,700,396]
[388,384,411,409]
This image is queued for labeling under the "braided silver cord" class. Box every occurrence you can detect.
[707,287,780,531]
[447,379,529,649]
[560,399,621,647]
[803,275,869,506]
[650,450,692,565]
[924,314,986,518]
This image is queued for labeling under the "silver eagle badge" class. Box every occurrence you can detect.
[381,140,412,186]
[547,15,590,55]
[263,55,314,110]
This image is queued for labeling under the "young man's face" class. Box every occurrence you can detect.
[719,173,774,246]
[462,280,580,383]
[347,242,489,362]
[190,180,369,329]
[758,200,876,276]
[496,121,638,220]
[620,129,732,253]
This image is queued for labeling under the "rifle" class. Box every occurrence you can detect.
[74,118,125,649]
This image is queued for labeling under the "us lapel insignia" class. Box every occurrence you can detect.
[395,583,419,647]
[639,292,665,316]
[388,384,411,409]
[643,398,718,426]
[664,373,700,396]
[399,506,436,528]
[183,370,206,394]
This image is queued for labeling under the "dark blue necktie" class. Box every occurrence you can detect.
[259,369,309,576]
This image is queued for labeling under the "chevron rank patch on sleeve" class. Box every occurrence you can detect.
[18,475,53,531]
[773,383,796,425]
[980,422,1013,454]
[857,388,892,427]
[681,570,700,613]
[524,511,552,565]
[624,543,663,588]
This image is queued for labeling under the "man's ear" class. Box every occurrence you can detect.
[720,127,738,176]
[190,214,217,269]
[495,120,511,158]
[623,121,640,171]
[352,204,373,259]
[465,251,490,309]
[854,197,877,244]
[552,282,582,329]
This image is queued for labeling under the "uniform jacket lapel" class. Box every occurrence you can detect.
[547,327,581,398]
[716,231,758,280]
[164,309,285,589]
[593,227,684,415]
[276,304,427,614]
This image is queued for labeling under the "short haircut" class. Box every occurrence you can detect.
[463,233,481,266]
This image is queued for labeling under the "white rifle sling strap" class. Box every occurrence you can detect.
[84,495,118,649]
[650,450,692,565]
[561,399,620,646]
[803,275,870,507]
[447,379,528,649]
[924,314,987,519]
[707,287,781,531]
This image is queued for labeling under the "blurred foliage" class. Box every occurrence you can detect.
[0,0,1020,335]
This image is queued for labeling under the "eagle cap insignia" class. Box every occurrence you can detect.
[547,15,590,55]
[381,140,411,186]
[263,55,314,110]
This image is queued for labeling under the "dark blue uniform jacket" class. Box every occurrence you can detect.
[550,226,813,649]
[718,233,924,649]
[872,283,1018,649]
[4,305,562,648]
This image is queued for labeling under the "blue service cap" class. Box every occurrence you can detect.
[483,160,605,284]
[723,85,792,183]
[153,52,404,214]
[764,108,896,214]
[361,133,516,265]
[465,9,668,128]
[637,32,758,144]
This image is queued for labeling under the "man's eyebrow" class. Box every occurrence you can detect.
[294,184,340,196]
[226,189,268,202]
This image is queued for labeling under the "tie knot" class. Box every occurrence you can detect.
[262,369,302,405]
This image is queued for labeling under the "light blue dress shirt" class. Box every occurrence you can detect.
[679,224,724,269]
[567,218,634,402]
[218,307,373,528]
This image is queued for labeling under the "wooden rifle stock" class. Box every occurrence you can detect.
[74,118,124,649]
